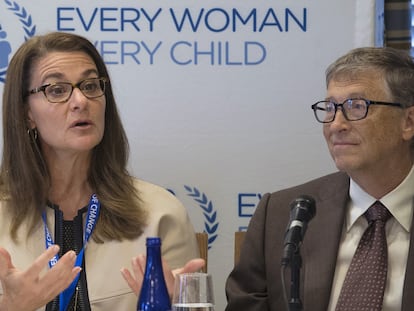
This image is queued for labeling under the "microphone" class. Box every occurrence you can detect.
[281,195,316,265]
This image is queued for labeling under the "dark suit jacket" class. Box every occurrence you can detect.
[225,172,414,310]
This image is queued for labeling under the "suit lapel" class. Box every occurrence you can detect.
[401,204,414,310]
[299,176,414,310]
[302,174,349,310]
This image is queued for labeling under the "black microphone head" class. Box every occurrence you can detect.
[289,194,316,222]
[282,195,317,265]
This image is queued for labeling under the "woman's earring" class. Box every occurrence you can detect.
[27,128,38,140]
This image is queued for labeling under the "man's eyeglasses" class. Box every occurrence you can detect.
[311,98,403,123]
[26,77,107,103]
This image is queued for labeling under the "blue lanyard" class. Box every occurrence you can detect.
[42,194,100,311]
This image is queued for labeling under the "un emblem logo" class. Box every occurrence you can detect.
[0,0,36,82]
[168,185,220,250]
[184,185,219,250]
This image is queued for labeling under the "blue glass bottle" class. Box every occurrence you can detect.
[137,237,171,311]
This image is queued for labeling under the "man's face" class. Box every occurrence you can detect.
[323,73,412,179]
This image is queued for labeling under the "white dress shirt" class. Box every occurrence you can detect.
[327,166,414,311]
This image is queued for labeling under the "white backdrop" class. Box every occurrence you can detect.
[0,1,380,309]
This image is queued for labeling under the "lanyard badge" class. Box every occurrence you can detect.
[42,193,100,311]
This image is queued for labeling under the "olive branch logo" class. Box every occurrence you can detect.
[5,0,36,39]
[184,185,218,249]
[0,1,36,82]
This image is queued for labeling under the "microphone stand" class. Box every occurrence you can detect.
[282,195,316,311]
[288,248,302,311]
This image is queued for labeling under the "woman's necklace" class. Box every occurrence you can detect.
[73,286,79,310]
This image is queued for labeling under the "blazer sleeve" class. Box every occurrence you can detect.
[225,193,274,311]
[138,179,200,269]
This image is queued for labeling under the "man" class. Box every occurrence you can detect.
[225,47,414,310]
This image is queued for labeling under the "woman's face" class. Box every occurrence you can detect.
[27,51,106,159]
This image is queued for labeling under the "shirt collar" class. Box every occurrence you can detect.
[348,165,414,232]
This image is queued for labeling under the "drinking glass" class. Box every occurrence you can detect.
[171,272,215,311]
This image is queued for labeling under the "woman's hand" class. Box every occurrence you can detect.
[0,246,81,311]
[121,256,205,297]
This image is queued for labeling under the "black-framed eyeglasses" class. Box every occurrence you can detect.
[26,77,107,103]
[311,98,403,123]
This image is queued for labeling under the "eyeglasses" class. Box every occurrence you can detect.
[27,77,107,103]
[311,98,403,123]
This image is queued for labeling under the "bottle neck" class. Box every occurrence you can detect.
[146,245,162,263]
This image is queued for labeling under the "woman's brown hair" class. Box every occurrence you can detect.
[1,32,147,242]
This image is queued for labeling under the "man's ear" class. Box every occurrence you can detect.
[402,106,414,142]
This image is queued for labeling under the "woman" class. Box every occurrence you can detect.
[0,32,203,311]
